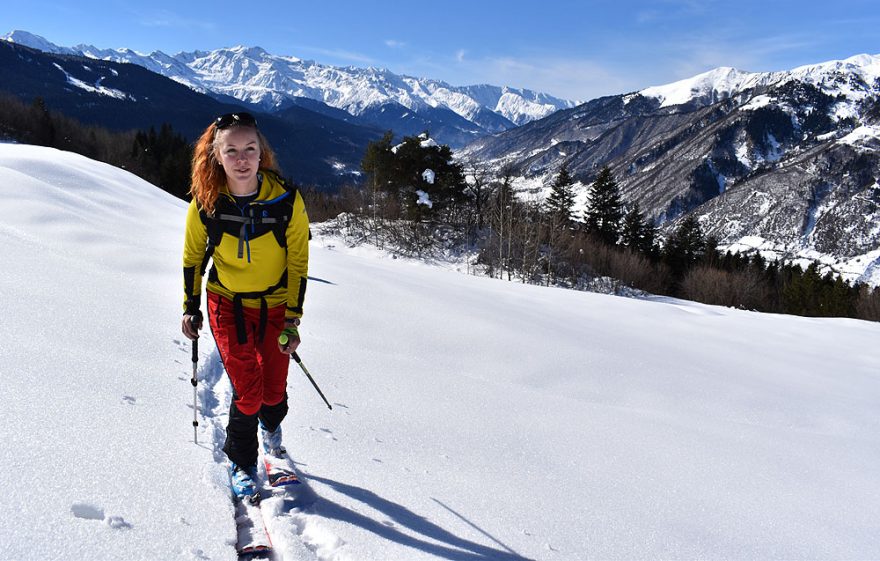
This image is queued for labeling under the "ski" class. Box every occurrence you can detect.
[262,449,317,508]
[263,449,302,487]
[233,494,272,558]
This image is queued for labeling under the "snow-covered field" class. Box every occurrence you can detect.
[1,143,879,560]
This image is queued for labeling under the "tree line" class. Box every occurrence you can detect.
[0,93,192,199]
[316,131,880,322]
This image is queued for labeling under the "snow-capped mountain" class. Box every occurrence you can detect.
[2,30,578,147]
[638,54,880,113]
[463,53,880,285]
[0,38,382,186]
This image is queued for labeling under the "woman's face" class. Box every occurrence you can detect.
[214,126,261,190]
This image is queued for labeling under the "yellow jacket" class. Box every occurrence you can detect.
[182,171,309,321]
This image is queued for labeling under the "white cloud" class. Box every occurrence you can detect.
[136,9,217,31]
[291,45,376,65]
[447,54,636,101]
[385,39,406,49]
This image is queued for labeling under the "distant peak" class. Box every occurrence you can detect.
[3,29,48,42]
[2,30,67,54]
[228,45,268,57]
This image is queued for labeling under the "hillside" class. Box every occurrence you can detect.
[462,54,880,285]
[1,143,879,560]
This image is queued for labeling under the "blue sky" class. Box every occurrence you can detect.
[3,0,879,101]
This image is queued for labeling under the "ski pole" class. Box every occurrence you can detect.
[291,352,333,410]
[190,314,203,443]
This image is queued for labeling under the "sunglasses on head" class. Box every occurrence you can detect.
[215,112,257,129]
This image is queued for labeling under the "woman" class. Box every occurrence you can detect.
[181,112,309,499]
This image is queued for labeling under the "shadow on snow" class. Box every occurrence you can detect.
[302,472,536,561]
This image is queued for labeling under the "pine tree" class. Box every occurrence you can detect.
[663,213,706,281]
[361,131,396,195]
[584,166,623,245]
[544,164,576,226]
[363,132,466,221]
[30,97,55,146]
[620,202,656,255]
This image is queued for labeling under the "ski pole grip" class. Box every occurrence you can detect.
[190,314,202,363]
[190,312,203,331]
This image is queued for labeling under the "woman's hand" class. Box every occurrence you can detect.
[182,312,203,340]
[278,318,301,354]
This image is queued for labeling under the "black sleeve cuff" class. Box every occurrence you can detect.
[184,296,201,316]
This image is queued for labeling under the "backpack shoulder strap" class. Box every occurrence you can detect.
[273,175,311,241]
[199,207,224,276]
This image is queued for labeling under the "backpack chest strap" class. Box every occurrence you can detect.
[217,212,285,259]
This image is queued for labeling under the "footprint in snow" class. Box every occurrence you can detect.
[122,395,136,405]
[71,503,131,530]
[309,427,338,441]
[71,503,103,521]
[106,516,132,529]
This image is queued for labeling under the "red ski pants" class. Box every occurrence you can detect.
[207,291,289,416]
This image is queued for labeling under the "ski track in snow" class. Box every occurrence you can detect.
[197,345,533,561]
[198,347,335,561]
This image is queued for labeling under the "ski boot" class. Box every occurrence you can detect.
[260,423,286,457]
[230,463,259,503]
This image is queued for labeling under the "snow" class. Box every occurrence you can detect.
[739,94,774,111]
[415,190,433,208]
[421,169,435,184]
[639,53,880,111]
[2,31,576,127]
[640,67,780,108]
[838,124,880,149]
[2,143,880,560]
[720,235,880,283]
[51,62,130,100]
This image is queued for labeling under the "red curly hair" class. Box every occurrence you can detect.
[189,122,281,214]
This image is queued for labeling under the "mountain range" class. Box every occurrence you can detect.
[0,37,382,185]
[463,54,880,285]
[2,29,878,285]
[2,30,577,148]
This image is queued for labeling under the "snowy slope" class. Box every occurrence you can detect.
[2,143,880,560]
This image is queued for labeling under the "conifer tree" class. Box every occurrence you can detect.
[30,97,55,146]
[544,164,576,226]
[620,202,656,255]
[663,213,706,280]
[584,166,623,245]
[361,131,396,196]
[362,132,465,221]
